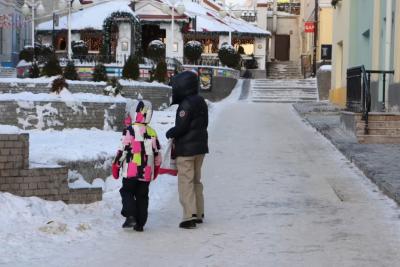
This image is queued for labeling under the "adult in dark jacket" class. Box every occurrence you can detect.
[166,70,208,229]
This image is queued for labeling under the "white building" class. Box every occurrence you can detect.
[36,0,270,69]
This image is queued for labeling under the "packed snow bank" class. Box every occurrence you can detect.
[118,79,171,88]
[28,108,177,165]
[0,80,244,265]
[0,90,127,103]
[0,174,177,265]
[319,65,332,72]
[0,125,20,134]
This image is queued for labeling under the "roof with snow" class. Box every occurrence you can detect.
[37,0,270,37]
[37,0,136,31]
[182,1,270,36]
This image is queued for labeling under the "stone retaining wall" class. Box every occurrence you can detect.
[200,77,238,102]
[61,157,112,184]
[0,100,126,131]
[0,133,102,204]
[0,82,171,110]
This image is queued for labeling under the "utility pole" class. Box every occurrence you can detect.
[312,0,319,76]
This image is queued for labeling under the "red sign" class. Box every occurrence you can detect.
[305,22,315,33]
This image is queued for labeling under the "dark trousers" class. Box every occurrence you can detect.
[120,178,150,227]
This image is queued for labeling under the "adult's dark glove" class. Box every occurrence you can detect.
[166,128,175,139]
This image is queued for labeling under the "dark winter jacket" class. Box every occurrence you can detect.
[166,71,209,157]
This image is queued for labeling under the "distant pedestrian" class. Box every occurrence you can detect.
[166,71,209,229]
[112,100,161,232]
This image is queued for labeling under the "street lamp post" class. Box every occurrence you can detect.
[57,0,81,60]
[219,8,233,45]
[22,0,45,47]
[163,0,185,58]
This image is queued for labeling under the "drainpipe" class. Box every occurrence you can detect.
[313,0,319,76]
[272,0,277,33]
[384,0,393,111]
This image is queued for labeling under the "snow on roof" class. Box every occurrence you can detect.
[182,1,270,36]
[37,0,136,31]
[267,10,297,17]
[38,0,269,36]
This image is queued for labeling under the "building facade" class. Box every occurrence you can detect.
[330,0,400,110]
[0,0,29,67]
[299,0,333,63]
[36,0,270,69]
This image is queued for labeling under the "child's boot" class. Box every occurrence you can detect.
[122,216,135,228]
[133,224,143,232]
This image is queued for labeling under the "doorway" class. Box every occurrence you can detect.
[275,35,290,61]
[141,24,166,57]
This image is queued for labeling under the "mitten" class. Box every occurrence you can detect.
[112,163,120,179]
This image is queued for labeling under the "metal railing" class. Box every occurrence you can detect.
[57,54,126,65]
[364,70,395,112]
[178,55,221,66]
[346,66,394,134]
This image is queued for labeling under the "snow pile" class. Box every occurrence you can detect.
[319,65,332,72]
[16,60,32,67]
[0,125,20,134]
[0,90,127,103]
[28,107,177,165]
[119,79,171,88]
[0,80,243,265]
[0,174,176,265]
[149,40,166,48]
[0,76,57,84]
[185,40,202,48]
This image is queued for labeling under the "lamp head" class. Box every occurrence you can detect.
[37,1,45,16]
[22,3,30,16]
[176,3,185,15]
[72,0,81,10]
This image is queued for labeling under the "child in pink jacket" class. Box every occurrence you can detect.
[112,100,161,232]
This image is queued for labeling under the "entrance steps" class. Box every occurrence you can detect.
[267,61,303,79]
[251,79,318,103]
[341,112,400,144]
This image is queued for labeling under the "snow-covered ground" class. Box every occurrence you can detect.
[0,81,242,266]
[3,85,400,266]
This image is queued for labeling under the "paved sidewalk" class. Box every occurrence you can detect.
[294,102,400,205]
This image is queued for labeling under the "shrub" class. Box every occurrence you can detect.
[218,44,241,69]
[152,61,168,83]
[122,55,140,80]
[184,41,203,64]
[51,76,68,94]
[72,40,89,59]
[99,44,109,63]
[19,46,34,62]
[147,40,165,63]
[29,62,40,78]
[37,44,54,64]
[244,54,258,69]
[92,63,108,82]
[41,54,62,77]
[104,77,123,96]
[63,60,80,80]
[19,43,54,63]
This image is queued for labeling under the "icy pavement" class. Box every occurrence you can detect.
[3,101,399,267]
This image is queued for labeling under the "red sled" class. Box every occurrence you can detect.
[159,140,177,176]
